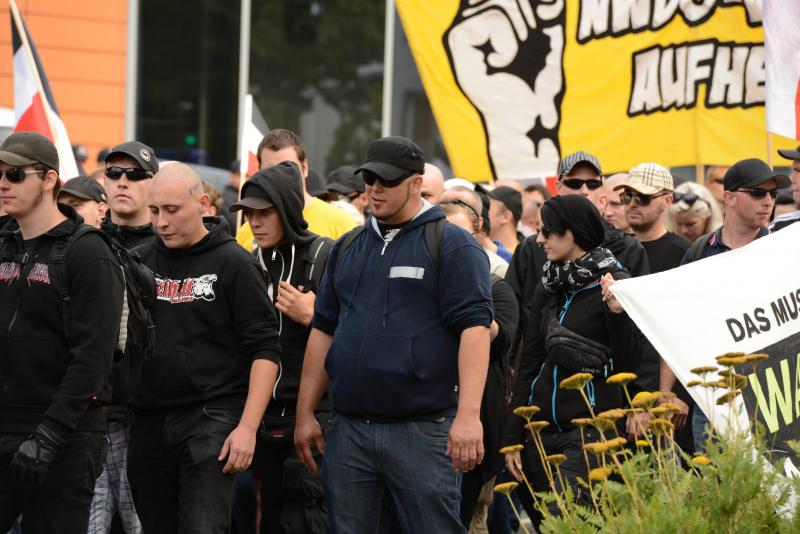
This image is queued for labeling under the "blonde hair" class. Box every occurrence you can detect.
[665,181,724,235]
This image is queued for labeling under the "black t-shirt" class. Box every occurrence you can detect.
[22,236,42,254]
[377,221,407,239]
[641,231,691,274]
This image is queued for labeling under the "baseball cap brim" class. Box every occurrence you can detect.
[228,197,274,212]
[613,183,666,195]
[739,173,791,189]
[0,151,38,167]
[354,161,413,183]
[59,187,96,201]
[777,148,800,161]
[326,182,357,194]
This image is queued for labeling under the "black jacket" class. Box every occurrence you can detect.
[251,168,332,419]
[100,217,157,251]
[0,204,124,437]
[503,271,641,445]
[135,217,281,412]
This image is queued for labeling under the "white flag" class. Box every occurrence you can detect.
[764,0,800,140]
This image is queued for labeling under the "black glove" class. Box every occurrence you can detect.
[10,424,66,487]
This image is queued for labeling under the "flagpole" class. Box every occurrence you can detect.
[766,132,773,168]
[236,0,251,169]
[125,0,140,140]
[381,0,396,137]
[8,0,54,141]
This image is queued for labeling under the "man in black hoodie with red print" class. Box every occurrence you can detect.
[127,163,281,534]
[230,160,333,533]
[0,132,124,533]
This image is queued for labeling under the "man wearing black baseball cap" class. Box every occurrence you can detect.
[326,165,368,223]
[488,186,522,258]
[59,176,108,229]
[770,145,800,231]
[295,136,493,533]
[676,157,788,451]
[0,132,124,533]
[101,140,159,250]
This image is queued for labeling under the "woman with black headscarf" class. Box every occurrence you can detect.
[501,195,641,525]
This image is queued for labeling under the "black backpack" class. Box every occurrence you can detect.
[335,218,446,270]
[684,231,715,264]
[50,224,157,361]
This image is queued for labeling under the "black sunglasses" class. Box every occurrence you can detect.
[560,178,603,191]
[362,169,411,188]
[538,226,559,239]
[736,188,778,200]
[620,191,670,206]
[672,191,708,207]
[105,166,153,181]
[0,167,45,183]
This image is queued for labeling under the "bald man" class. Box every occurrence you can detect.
[602,173,630,232]
[128,163,282,533]
[421,162,445,204]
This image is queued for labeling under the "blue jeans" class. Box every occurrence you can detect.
[322,414,463,534]
[693,408,711,453]
[127,406,240,534]
[0,432,105,534]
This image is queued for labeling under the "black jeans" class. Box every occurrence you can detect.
[127,406,240,534]
[0,431,105,534]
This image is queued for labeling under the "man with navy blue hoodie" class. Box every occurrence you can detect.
[127,163,281,534]
[230,161,333,533]
[295,137,494,533]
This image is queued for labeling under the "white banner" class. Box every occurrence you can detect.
[611,224,800,476]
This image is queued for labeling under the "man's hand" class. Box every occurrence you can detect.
[294,412,325,473]
[218,424,257,474]
[276,282,316,326]
[446,414,484,472]
[663,396,690,429]
[10,424,66,486]
[626,411,652,440]
[601,273,623,314]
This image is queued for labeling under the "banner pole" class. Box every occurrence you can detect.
[695,163,703,183]
[766,132,774,168]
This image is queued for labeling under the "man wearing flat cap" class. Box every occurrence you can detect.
[295,136,494,532]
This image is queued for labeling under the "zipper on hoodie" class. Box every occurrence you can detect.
[7,251,30,334]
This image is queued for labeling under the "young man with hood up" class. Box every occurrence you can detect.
[230,161,333,533]
[127,163,281,534]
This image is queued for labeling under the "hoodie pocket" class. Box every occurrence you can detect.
[2,336,64,406]
[359,335,424,416]
[141,351,199,400]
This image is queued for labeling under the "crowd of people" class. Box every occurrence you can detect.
[0,126,797,534]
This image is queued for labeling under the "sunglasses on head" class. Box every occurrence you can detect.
[672,191,708,207]
[0,167,45,183]
[438,199,480,221]
[560,178,603,191]
[105,166,153,181]
[735,188,778,200]
[620,191,670,206]
[362,169,411,188]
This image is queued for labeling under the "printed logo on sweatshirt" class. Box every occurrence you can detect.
[0,261,49,284]
[156,274,218,304]
[0,261,20,283]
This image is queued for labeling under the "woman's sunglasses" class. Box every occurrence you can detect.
[672,191,709,207]
[105,166,153,181]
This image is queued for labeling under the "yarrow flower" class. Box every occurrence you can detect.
[690,366,719,375]
[546,454,567,465]
[559,372,593,390]
[513,405,541,419]
[571,418,593,428]
[494,482,519,495]
[687,380,702,388]
[716,352,747,366]
[589,467,613,481]
[596,409,625,421]
[647,418,674,435]
[716,391,742,405]
[745,353,768,363]
[499,444,524,455]
[605,437,627,451]
[692,455,711,466]
[583,442,609,455]
[606,372,637,386]
[525,421,550,433]
[635,440,649,447]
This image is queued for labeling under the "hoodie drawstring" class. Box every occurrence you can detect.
[381,232,405,328]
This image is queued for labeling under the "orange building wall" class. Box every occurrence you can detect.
[0,0,127,173]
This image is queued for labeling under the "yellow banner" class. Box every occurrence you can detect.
[396,0,797,182]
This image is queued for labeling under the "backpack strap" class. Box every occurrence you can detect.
[335,225,367,267]
[424,218,446,271]
[685,231,715,263]
[302,236,333,294]
[50,224,105,340]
